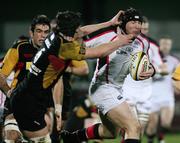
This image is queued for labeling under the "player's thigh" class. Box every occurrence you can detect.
[107,101,139,130]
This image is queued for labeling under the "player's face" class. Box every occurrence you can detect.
[125,20,142,37]
[141,22,149,35]
[30,24,50,48]
[159,38,172,55]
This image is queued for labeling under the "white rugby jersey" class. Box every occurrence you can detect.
[84,27,149,93]
[152,55,179,98]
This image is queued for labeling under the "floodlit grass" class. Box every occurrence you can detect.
[89,133,180,143]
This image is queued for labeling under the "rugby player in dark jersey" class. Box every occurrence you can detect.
[0,15,51,143]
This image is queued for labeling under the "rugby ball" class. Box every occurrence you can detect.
[129,51,150,80]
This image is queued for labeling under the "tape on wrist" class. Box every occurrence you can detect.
[55,104,62,113]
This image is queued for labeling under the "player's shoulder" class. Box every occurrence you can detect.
[11,37,30,49]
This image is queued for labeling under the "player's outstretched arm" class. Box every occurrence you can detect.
[84,33,133,59]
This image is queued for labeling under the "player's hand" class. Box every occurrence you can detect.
[139,64,155,80]
[55,111,62,131]
[110,10,124,26]
[116,29,133,46]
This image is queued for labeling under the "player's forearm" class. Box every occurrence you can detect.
[80,21,112,36]
[53,77,63,105]
[84,40,124,59]
[0,73,10,95]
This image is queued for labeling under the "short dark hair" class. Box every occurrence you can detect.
[30,14,50,32]
[55,11,81,37]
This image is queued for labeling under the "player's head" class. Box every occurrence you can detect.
[141,16,149,35]
[120,7,142,37]
[30,14,51,48]
[159,35,172,55]
[55,11,82,37]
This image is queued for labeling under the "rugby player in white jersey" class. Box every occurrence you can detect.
[146,36,179,143]
[61,8,155,143]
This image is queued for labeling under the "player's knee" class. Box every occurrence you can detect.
[4,119,22,140]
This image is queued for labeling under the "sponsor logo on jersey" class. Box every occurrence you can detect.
[30,64,42,76]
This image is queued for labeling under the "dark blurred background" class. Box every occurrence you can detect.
[0,0,180,131]
[1,0,180,52]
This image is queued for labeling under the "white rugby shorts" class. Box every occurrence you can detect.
[89,84,125,115]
